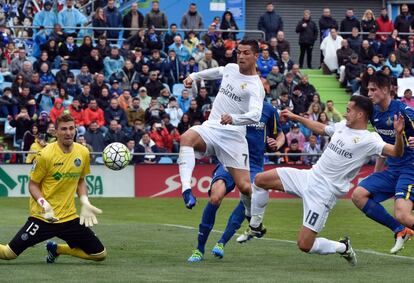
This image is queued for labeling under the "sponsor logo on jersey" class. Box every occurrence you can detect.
[327,139,353,159]
[246,121,265,130]
[52,172,81,181]
[374,127,395,137]
[218,84,242,102]
[53,162,64,167]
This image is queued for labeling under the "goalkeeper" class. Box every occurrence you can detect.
[0,113,106,263]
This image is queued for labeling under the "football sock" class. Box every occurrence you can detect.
[250,183,269,229]
[309,238,346,255]
[178,146,195,193]
[57,244,106,261]
[362,199,404,233]
[240,193,251,218]
[218,201,245,245]
[0,244,17,260]
[197,202,219,254]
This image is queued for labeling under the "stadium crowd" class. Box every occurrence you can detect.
[0,1,413,165]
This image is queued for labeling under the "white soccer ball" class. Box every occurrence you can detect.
[102,142,131,170]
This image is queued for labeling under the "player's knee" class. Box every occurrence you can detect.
[238,183,251,196]
[90,248,107,261]
[209,194,223,206]
[180,131,194,147]
[351,187,368,208]
[297,239,312,253]
[0,245,17,260]
[254,173,266,189]
[395,210,410,226]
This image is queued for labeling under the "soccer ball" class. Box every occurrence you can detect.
[102,142,131,170]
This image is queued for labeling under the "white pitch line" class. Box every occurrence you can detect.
[162,223,414,261]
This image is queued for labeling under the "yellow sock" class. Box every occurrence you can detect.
[0,244,17,260]
[57,244,106,261]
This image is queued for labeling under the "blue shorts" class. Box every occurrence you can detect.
[209,164,260,196]
[358,167,414,202]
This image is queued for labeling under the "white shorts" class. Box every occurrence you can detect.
[276,167,337,233]
[190,124,249,170]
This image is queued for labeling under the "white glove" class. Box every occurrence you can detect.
[37,197,59,223]
[79,195,102,227]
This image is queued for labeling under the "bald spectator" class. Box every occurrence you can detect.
[105,98,128,129]
[276,31,290,55]
[169,35,191,63]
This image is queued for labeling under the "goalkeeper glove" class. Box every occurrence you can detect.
[37,197,59,223]
[79,195,102,227]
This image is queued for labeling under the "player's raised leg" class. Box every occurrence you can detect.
[179,129,207,209]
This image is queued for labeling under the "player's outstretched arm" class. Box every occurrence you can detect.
[229,84,265,125]
[29,180,59,223]
[77,178,102,227]
[183,67,225,87]
[382,114,404,157]
[281,109,326,136]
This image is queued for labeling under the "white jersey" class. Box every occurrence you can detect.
[311,121,386,195]
[189,64,265,134]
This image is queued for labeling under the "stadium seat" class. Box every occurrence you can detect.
[0,82,12,89]
[51,69,59,76]
[172,83,185,98]
[162,83,171,93]
[71,69,81,78]
[158,157,173,164]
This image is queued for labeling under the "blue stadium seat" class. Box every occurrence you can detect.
[51,69,59,76]
[158,157,173,164]
[172,83,185,97]
[71,69,81,78]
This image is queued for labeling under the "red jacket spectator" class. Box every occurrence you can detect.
[376,16,393,42]
[49,98,65,123]
[68,101,85,127]
[84,100,105,127]
[149,124,173,152]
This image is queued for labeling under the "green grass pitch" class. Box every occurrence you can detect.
[0,198,413,283]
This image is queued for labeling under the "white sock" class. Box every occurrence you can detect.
[309,237,346,255]
[250,183,269,228]
[240,193,251,218]
[178,146,195,193]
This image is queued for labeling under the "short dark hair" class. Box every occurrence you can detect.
[326,100,333,104]
[349,95,373,120]
[55,113,74,127]
[238,39,259,54]
[368,72,391,90]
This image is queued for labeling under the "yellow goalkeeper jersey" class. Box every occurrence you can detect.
[29,142,91,223]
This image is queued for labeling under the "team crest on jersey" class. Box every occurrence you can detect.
[74,158,81,167]
[352,137,361,144]
[240,83,247,90]
[386,116,393,127]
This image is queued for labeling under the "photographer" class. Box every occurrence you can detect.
[165,97,183,127]
[149,121,173,152]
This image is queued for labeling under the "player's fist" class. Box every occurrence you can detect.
[393,114,405,135]
[183,76,193,88]
[408,137,414,149]
[280,109,296,121]
[267,137,279,151]
[37,197,59,223]
[220,114,233,125]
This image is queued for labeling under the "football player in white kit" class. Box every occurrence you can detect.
[239,95,405,266]
[179,40,265,214]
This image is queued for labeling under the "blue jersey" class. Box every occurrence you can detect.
[371,99,414,168]
[246,102,282,172]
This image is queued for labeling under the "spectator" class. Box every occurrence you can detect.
[33,51,51,73]
[57,87,73,108]
[149,122,173,152]
[79,36,94,65]
[360,66,376,96]
[324,100,342,123]
[118,89,133,111]
[276,92,294,111]
[0,143,13,164]
[186,57,199,76]
[275,72,294,98]
[169,36,191,64]
[394,4,413,39]
[358,40,375,65]
[104,0,122,42]
[68,98,85,133]
[105,119,127,145]
[127,97,145,126]
[337,39,353,84]
[96,86,111,110]
[257,49,276,78]
[55,61,74,88]
[144,0,168,31]
[10,47,27,75]
[29,72,44,95]
[49,24,67,45]
[145,97,165,125]
[177,113,191,135]
[320,28,343,72]
[220,11,238,40]
[85,48,105,75]
[376,8,394,43]
[195,87,212,112]
[148,49,164,74]
[258,2,283,41]
[303,135,321,165]
[202,25,219,48]
[319,8,338,43]
[104,46,125,80]
[178,89,191,113]
[138,63,150,85]
[157,88,171,107]
[16,85,36,117]
[297,75,316,106]
[165,97,183,127]
[96,35,111,58]
[199,49,219,72]
[76,64,94,86]
[105,98,128,129]
[22,124,39,152]
[340,8,361,39]
[33,1,57,35]
[0,87,18,118]
[127,29,147,52]
[284,138,303,165]
[77,83,93,109]
[291,85,307,115]
[370,54,383,71]
[268,36,280,61]
[123,2,144,39]
[401,89,414,108]
[180,3,204,38]
[347,27,362,54]
[126,139,142,164]
[138,87,152,110]
[84,99,106,129]
[92,7,108,39]
[401,67,413,78]
[32,27,49,59]
[395,39,412,68]
[276,31,290,55]
[145,71,165,98]
[361,9,377,39]
[310,93,325,112]
[130,119,146,144]
[385,53,403,78]
[64,74,82,98]
[164,24,180,53]
[212,39,228,66]
[49,98,65,123]
[9,108,33,144]
[267,65,283,99]
[184,31,200,53]
[57,0,87,37]
[25,133,47,164]
[345,53,363,93]
[186,99,204,124]
[145,26,163,52]
[137,132,160,163]
[110,80,123,97]
[20,61,34,83]
[307,102,322,121]
[291,64,302,85]
[34,84,54,114]
[84,121,106,154]
[296,10,318,69]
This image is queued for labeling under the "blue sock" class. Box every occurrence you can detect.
[362,199,404,233]
[218,201,246,245]
[197,202,219,254]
